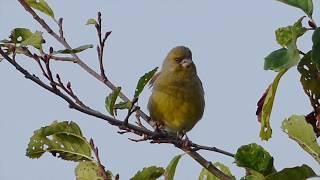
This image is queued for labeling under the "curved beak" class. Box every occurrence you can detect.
[180,58,193,68]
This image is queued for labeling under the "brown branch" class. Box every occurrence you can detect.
[90,139,111,180]
[12,1,234,178]
[95,12,110,81]
[17,0,152,128]
[0,48,233,179]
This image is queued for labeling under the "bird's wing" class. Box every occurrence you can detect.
[149,72,161,87]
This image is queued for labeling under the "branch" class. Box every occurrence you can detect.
[0,48,233,180]
[17,0,152,128]
[12,1,235,178]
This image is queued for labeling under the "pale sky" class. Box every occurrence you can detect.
[1,0,320,179]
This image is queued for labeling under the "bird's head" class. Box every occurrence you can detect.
[162,46,196,75]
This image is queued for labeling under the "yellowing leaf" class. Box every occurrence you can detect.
[275,17,307,47]
[260,68,288,140]
[282,115,320,164]
[75,161,105,180]
[26,121,93,162]
[86,18,97,25]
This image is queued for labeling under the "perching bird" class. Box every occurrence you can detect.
[148,46,205,134]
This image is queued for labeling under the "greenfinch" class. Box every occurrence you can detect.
[148,46,205,134]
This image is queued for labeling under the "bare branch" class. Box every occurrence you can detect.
[18,0,153,127]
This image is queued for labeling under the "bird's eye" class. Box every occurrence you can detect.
[175,58,181,62]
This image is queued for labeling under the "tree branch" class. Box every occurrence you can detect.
[17,0,152,127]
[9,1,235,178]
[0,47,233,180]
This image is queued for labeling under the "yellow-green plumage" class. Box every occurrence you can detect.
[148,46,205,133]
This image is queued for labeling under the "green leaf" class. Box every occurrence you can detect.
[265,164,316,180]
[0,39,11,43]
[235,143,274,176]
[105,87,121,116]
[75,161,105,180]
[131,166,165,180]
[265,17,303,72]
[282,115,320,164]
[164,154,183,180]
[199,162,235,180]
[25,0,55,18]
[26,121,93,161]
[264,45,299,72]
[134,67,158,97]
[277,0,313,17]
[260,68,288,140]
[240,170,265,180]
[21,31,44,49]
[275,17,307,47]
[55,44,94,54]
[10,28,33,43]
[9,28,45,49]
[298,51,320,109]
[312,27,320,72]
[86,18,97,25]
[114,101,132,110]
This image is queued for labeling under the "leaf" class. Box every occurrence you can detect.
[264,45,299,71]
[134,67,158,97]
[311,27,320,72]
[25,0,55,18]
[259,68,288,140]
[265,17,303,72]
[275,17,307,47]
[164,154,183,180]
[235,143,274,176]
[21,31,44,49]
[105,87,121,116]
[131,166,165,180]
[199,162,235,180]
[265,164,316,180]
[10,28,33,43]
[240,170,265,180]
[54,44,93,54]
[277,0,313,18]
[282,115,320,164]
[75,161,105,180]
[0,39,11,43]
[9,28,45,49]
[114,101,132,110]
[26,121,93,162]
[86,18,97,25]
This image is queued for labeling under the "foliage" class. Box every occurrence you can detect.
[2,0,320,179]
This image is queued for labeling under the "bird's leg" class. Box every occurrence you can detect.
[178,131,192,148]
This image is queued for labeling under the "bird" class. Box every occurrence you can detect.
[148,46,205,135]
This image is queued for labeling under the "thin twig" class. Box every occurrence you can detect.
[96,12,110,81]
[1,46,233,179]
[90,139,111,180]
[11,2,235,178]
[18,0,152,128]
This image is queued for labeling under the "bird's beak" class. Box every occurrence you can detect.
[180,58,193,68]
